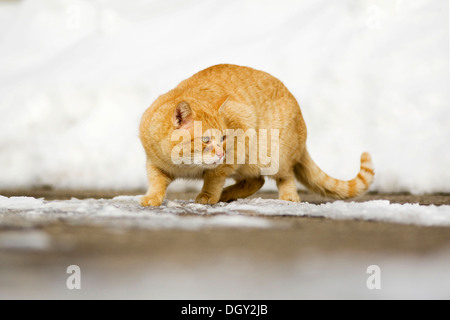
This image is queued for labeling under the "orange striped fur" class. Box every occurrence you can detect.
[139,64,374,206]
[294,151,374,199]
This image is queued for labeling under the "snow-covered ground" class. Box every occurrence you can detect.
[0,0,448,193]
[1,195,450,227]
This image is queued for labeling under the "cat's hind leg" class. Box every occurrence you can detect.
[219,176,265,202]
[275,174,300,202]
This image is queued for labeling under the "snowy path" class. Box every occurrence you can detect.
[1,195,450,229]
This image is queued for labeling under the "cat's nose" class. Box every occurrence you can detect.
[216,151,224,158]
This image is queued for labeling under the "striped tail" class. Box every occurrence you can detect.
[294,150,374,199]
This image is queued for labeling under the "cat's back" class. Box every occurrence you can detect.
[180,64,281,94]
[181,64,302,129]
[190,64,266,81]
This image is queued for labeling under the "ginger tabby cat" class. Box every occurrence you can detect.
[139,64,374,206]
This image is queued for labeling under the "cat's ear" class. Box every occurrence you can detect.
[173,101,193,129]
[218,96,230,115]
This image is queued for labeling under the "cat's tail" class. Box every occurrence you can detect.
[294,150,374,199]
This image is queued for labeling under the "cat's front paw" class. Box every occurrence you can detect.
[279,192,300,202]
[195,192,219,205]
[140,195,164,207]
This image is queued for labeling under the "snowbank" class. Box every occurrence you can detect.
[0,0,448,193]
[1,196,449,227]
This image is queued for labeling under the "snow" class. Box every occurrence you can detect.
[0,0,448,193]
[1,195,449,227]
[0,195,274,230]
[0,196,44,210]
[216,198,450,226]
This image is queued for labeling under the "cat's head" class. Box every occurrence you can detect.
[170,99,227,168]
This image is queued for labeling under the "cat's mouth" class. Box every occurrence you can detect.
[203,155,225,166]
[214,155,225,164]
[189,153,225,168]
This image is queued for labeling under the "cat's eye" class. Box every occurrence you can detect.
[201,136,210,144]
[220,135,226,142]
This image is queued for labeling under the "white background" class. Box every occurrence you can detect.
[0,0,448,193]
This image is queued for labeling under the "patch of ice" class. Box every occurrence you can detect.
[0,230,51,250]
[205,215,272,228]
